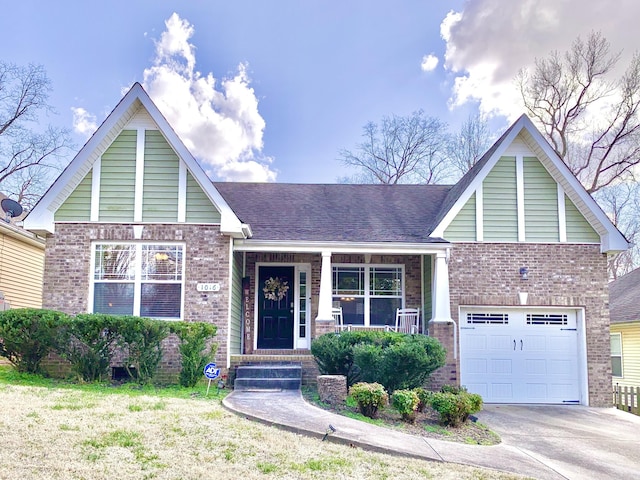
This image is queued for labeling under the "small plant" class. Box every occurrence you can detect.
[391,389,420,423]
[428,387,483,427]
[349,382,388,419]
[0,308,69,373]
[413,387,433,413]
[116,316,170,384]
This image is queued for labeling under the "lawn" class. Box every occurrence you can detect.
[0,366,525,480]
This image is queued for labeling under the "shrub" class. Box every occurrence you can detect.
[116,316,170,384]
[0,309,69,373]
[57,313,122,382]
[311,331,445,390]
[391,389,420,423]
[349,382,388,419]
[428,388,483,427]
[413,387,433,413]
[353,334,446,392]
[169,322,218,387]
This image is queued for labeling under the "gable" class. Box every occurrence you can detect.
[437,117,626,253]
[26,83,241,237]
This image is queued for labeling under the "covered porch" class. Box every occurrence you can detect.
[228,241,454,360]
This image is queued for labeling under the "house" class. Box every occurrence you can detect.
[0,193,45,309]
[24,83,627,406]
[609,268,640,388]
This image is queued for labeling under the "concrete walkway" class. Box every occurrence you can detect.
[224,390,579,479]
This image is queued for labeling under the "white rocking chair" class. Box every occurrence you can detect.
[395,308,420,334]
[332,307,344,332]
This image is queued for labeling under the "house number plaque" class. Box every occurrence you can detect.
[197,283,221,292]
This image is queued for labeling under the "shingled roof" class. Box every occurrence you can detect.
[213,183,452,243]
[610,268,640,324]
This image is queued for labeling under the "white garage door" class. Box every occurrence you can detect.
[460,308,581,404]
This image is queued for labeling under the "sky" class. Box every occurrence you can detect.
[2,0,640,185]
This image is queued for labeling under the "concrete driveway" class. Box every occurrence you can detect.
[476,405,640,480]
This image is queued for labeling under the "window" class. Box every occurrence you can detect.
[611,333,623,377]
[332,265,403,327]
[92,243,184,319]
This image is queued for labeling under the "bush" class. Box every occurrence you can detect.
[169,322,218,387]
[428,387,483,427]
[412,387,433,413]
[57,313,121,382]
[353,334,446,392]
[116,316,170,384]
[0,309,69,373]
[391,389,420,423]
[311,331,446,390]
[349,382,388,419]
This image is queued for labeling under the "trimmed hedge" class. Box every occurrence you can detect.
[311,330,446,391]
[0,309,69,374]
[0,309,218,385]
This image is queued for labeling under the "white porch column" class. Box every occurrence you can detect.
[430,250,453,323]
[317,250,333,321]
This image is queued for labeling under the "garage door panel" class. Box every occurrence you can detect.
[460,308,581,404]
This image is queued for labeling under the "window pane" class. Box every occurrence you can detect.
[333,267,364,295]
[610,334,622,355]
[370,297,401,326]
[141,283,182,319]
[142,245,183,281]
[94,245,135,280]
[334,296,365,325]
[93,283,134,315]
[370,268,402,296]
[612,357,623,377]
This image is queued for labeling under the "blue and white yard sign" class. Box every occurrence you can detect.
[204,362,220,380]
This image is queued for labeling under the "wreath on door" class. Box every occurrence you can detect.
[263,277,289,301]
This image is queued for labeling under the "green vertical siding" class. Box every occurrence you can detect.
[142,130,179,222]
[422,255,432,330]
[444,192,476,241]
[99,130,136,221]
[229,251,243,355]
[523,157,559,241]
[483,156,518,241]
[565,194,600,242]
[186,172,221,223]
[55,170,92,221]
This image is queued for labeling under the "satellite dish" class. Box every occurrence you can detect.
[1,198,23,222]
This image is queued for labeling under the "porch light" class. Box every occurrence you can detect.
[519,267,529,280]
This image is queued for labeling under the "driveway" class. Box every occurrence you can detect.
[476,405,640,480]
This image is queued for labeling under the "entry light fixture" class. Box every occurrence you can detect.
[519,267,529,280]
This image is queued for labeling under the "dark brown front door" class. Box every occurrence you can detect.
[257,266,294,349]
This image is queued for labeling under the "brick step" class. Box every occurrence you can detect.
[234,363,302,391]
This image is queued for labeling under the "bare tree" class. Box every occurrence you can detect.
[0,62,72,209]
[338,110,450,184]
[594,183,640,279]
[446,113,494,177]
[517,31,640,194]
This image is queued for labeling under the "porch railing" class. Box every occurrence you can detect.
[613,384,640,416]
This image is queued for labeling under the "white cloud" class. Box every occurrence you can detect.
[71,107,98,138]
[142,12,276,182]
[440,0,640,121]
[420,54,439,73]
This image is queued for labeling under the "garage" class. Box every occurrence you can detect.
[459,307,584,404]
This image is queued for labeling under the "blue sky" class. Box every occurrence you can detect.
[2,1,639,184]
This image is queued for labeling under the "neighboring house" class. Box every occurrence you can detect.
[25,83,627,406]
[609,268,640,388]
[0,193,45,309]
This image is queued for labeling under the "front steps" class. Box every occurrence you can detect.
[234,363,302,391]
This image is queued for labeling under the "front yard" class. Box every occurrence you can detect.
[0,367,526,480]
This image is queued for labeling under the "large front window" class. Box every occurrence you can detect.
[92,243,184,319]
[332,265,403,327]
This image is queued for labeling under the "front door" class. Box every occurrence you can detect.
[257,266,295,349]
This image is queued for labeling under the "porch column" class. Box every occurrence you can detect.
[430,250,452,323]
[317,250,333,321]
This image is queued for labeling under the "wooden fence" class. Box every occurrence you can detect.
[613,384,640,416]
